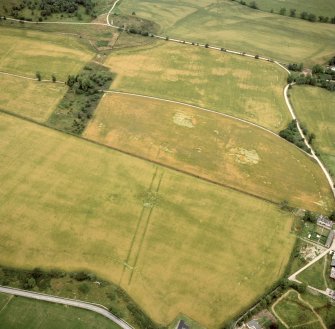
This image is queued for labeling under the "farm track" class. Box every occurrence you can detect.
[1,2,335,327]
[3,10,335,198]
[0,285,133,329]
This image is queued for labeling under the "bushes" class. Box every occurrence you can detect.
[279,120,311,153]
[288,63,303,72]
[53,63,113,134]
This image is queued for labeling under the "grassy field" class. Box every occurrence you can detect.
[85,92,334,212]
[297,257,327,290]
[0,26,94,80]
[302,292,335,328]
[0,112,296,328]
[0,75,67,122]
[291,86,335,178]
[118,0,335,65]
[250,0,335,18]
[273,290,322,328]
[297,253,335,291]
[0,293,120,329]
[106,41,290,131]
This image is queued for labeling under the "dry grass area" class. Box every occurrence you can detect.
[85,93,334,212]
[106,41,289,131]
[0,112,296,328]
[0,75,67,122]
[0,26,94,80]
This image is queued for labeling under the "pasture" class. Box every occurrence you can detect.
[0,293,120,329]
[291,86,335,178]
[118,0,335,65]
[85,92,334,212]
[273,291,323,328]
[0,75,67,122]
[251,0,335,18]
[106,41,290,131]
[0,26,94,81]
[0,112,296,328]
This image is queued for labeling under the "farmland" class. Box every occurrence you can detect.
[0,293,120,329]
[291,86,335,178]
[249,0,335,19]
[0,75,67,122]
[0,26,94,80]
[106,41,289,131]
[118,0,335,65]
[85,92,334,211]
[0,0,335,327]
[0,112,296,327]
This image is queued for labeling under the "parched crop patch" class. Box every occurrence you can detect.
[84,92,334,212]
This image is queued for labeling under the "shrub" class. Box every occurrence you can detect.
[78,283,90,294]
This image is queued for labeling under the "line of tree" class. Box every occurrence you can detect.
[231,0,335,24]
[288,72,335,92]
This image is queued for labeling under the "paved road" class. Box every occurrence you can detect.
[0,285,133,329]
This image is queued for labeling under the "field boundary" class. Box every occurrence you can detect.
[0,107,281,206]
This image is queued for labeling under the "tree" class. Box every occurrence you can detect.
[249,1,258,9]
[25,277,36,289]
[290,8,296,17]
[279,7,286,15]
[303,210,316,223]
[78,283,89,294]
[36,71,41,81]
[312,64,324,74]
[51,74,56,83]
[297,283,308,293]
[308,13,316,22]
[300,11,308,20]
[205,43,209,48]
[329,210,335,221]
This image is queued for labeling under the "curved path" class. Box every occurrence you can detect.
[0,285,133,329]
[106,0,121,26]
[104,90,312,157]
[283,83,335,198]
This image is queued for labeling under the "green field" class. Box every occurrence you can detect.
[0,112,296,327]
[118,0,335,65]
[85,92,334,212]
[106,41,290,131]
[273,290,323,328]
[0,75,67,122]
[0,26,94,80]
[297,254,335,290]
[291,86,335,178]
[250,0,335,18]
[302,292,335,328]
[0,293,120,329]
